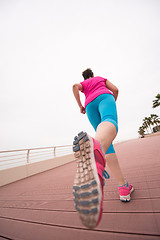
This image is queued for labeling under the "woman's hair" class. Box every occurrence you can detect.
[82,68,94,80]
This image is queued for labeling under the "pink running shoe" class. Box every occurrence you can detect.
[118,182,134,202]
[73,131,109,229]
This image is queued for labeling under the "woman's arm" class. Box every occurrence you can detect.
[105,80,119,101]
[72,83,86,114]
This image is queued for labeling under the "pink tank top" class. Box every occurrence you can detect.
[80,76,113,107]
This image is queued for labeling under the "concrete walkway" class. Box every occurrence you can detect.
[0,134,160,240]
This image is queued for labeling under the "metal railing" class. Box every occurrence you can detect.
[0,145,73,170]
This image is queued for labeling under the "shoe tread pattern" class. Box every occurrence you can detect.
[73,131,100,228]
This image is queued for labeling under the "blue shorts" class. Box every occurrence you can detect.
[86,94,118,155]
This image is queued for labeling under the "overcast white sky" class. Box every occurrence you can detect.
[0,0,160,150]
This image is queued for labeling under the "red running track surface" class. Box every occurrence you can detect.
[0,134,160,240]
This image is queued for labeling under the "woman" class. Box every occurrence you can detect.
[72,68,134,229]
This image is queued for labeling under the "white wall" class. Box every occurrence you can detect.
[0,154,75,186]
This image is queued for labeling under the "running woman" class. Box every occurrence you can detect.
[72,68,134,228]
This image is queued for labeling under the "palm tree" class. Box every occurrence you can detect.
[138,126,145,138]
[138,95,160,137]
[147,116,154,132]
[150,114,160,127]
[152,93,160,108]
[142,120,149,134]
[143,117,152,133]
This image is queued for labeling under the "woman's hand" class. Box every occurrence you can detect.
[80,106,86,114]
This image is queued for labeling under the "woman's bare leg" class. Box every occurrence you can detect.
[105,153,125,186]
[94,121,125,186]
[95,122,117,153]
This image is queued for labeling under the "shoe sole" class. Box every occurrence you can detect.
[120,187,134,202]
[73,131,102,229]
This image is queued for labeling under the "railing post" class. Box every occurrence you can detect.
[27,150,30,164]
[54,147,56,157]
